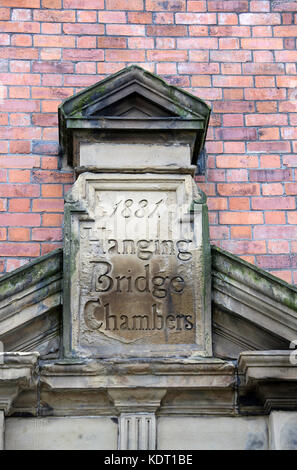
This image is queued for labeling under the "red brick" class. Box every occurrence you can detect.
[224,142,246,153]
[178,63,219,74]
[246,114,287,126]
[128,12,152,23]
[9,170,30,183]
[210,226,229,240]
[106,24,145,36]
[252,197,295,210]
[216,127,257,141]
[32,228,62,241]
[245,88,286,100]
[207,198,228,211]
[254,51,274,62]
[63,23,104,35]
[147,50,187,62]
[32,199,64,212]
[41,184,63,198]
[175,12,216,23]
[146,0,185,10]
[41,242,63,255]
[191,75,211,87]
[217,155,258,169]
[151,12,173,23]
[252,26,273,37]
[224,89,244,100]
[97,37,126,49]
[9,199,30,213]
[128,38,154,49]
[265,211,286,224]
[208,1,248,11]
[255,225,297,240]
[210,25,250,36]
[285,183,297,195]
[270,271,292,283]
[188,51,209,62]
[105,50,145,62]
[0,73,41,86]
[0,243,39,257]
[0,22,40,33]
[240,13,280,24]
[219,38,239,49]
[275,51,297,62]
[187,1,206,11]
[250,1,270,12]
[147,25,187,36]
[272,2,297,11]
[41,23,62,34]
[281,127,297,139]
[0,8,10,20]
[227,169,248,181]
[229,198,250,210]
[213,76,253,87]
[259,127,280,140]
[256,102,277,113]
[219,211,263,225]
[9,87,30,99]
[42,214,63,227]
[288,212,297,224]
[274,25,297,36]
[241,38,283,49]
[218,183,260,196]
[262,183,283,195]
[188,25,209,36]
[106,0,143,9]
[257,255,294,269]
[64,0,104,7]
[218,13,238,25]
[219,240,266,255]
[283,155,297,167]
[33,10,75,22]
[42,0,61,8]
[0,213,40,226]
[0,47,38,60]
[248,142,291,153]
[243,64,284,76]
[34,35,75,48]
[231,226,252,239]
[8,228,30,242]
[177,38,217,49]
[11,34,32,47]
[32,170,73,184]
[210,50,251,62]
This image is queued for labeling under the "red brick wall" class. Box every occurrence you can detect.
[0,0,296,283]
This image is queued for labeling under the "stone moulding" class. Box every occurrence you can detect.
[212,245,297,358]
[0,249,63,357]
[58,65,211,170]
[0,352,39,414]
[238,351,297,413]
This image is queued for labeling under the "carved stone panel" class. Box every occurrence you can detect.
[64,172,211,358]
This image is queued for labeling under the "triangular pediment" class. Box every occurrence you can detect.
[58,66,211,167]
[61,66,209,120]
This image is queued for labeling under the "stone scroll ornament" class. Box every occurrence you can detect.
[63,172,211,359]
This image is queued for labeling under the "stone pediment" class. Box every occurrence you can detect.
[0,246,296,361]
[58,65,210,168]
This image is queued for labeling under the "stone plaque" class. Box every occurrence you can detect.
[64,173,211,358]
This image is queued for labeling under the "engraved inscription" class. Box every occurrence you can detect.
[75,183,203,349]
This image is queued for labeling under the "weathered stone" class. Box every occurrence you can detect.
[63,172,212,359]
[158,416,268,450]
[269,411,297,450]
[5,417,117,450]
